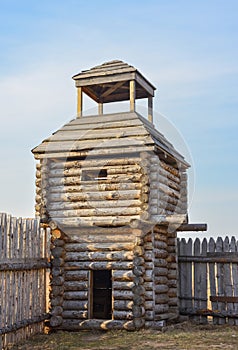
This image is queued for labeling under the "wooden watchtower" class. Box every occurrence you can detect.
[32,60,196,330]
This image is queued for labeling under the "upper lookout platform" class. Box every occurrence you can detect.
[72,60,156,121]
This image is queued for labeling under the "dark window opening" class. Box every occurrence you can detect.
[92,270,112,319]
[82,169,107,181]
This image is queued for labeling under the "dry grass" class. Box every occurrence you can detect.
[11,322,238,350]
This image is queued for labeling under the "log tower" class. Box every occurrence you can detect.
[32,60,192,330]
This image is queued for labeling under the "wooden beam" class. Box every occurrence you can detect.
[101,81,125,98]
[148,96,153,123]
[130,80,136,112]
[177,223,207,232]
[77,87,83,117]
[98,103,103,115]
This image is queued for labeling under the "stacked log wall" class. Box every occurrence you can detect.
[50,229,148,331]
[148,154,187,219]
[37,156,150,226]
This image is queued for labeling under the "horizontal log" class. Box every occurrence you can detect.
[113,310,133,320]
[0,258,50,271]
[113,300,133,311]
[154,267,168,276]
[64,281,88,291]
[34,145,155,160]
[160,161,180,177]
[168,271,177,279]
[51,215,140,227]
[47,199,143,211]
[0,313,50,335]
[47,189,142,202]
[177,223,207,232]
[47,164,142,177]
[168,288,177,298]
[63,300,88,310]
[154,276,168,284]
[63,291,88,300]
[158,174,181,192]
[49,182,147,194]
[64,233,135,244]
[155,294,169,304]
[65,242,134,252]
[154,304,169,315]
[64,270,88,281]
[48,207,142,218]
[64,261,133,270]
[65,251,134,262]
[155,285,169,294]
[113,290,133,300]
[168,298,178,306]
[50,157,142,170]
[154,249,168,259]
[154,241,167,250]
[113,281,134,290]
[62,310,88,319]
[154,259,168,268]
[178,256,238,263]
[76,319,135,331]
[48,172,145,184]
[112,270,134,281]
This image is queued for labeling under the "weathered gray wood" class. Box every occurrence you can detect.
[193,238,201,323]
[200,239,208,324]
[230,236,238,325]
[0,214,50,349]
[208,238,218,325]
[223,237,234,325]
[216,237,225,325]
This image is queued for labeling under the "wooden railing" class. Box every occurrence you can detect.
[0,213,50,349]
[178,236,238,324]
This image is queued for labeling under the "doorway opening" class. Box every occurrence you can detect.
[92,270,112,319]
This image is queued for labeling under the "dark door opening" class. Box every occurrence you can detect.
[92,270,112,319]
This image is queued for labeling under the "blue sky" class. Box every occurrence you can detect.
[0,0,237,237]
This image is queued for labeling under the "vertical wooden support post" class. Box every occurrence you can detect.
[148,96,153,123]
[88,270,93,318]
[130,80,136,112]
[98,102,103,115]
[77,87,83,118]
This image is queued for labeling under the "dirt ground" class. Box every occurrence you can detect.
[11,322,238,350]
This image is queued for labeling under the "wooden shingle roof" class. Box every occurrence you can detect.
[72,60,156,103]
[32,111,189,168]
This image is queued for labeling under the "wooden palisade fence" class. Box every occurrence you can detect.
[178,236,238,325]
[0,213,50,350]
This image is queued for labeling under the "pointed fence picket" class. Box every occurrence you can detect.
[178,236,238,324]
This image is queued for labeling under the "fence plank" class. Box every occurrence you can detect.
[0,213,50,350]
[200,239,208,324]
[216,237,226,325]
[178,236,238,325]
[223,237,234,325]
[193,238,201,323]
[208,238,218,325]
[231,237,238,325]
